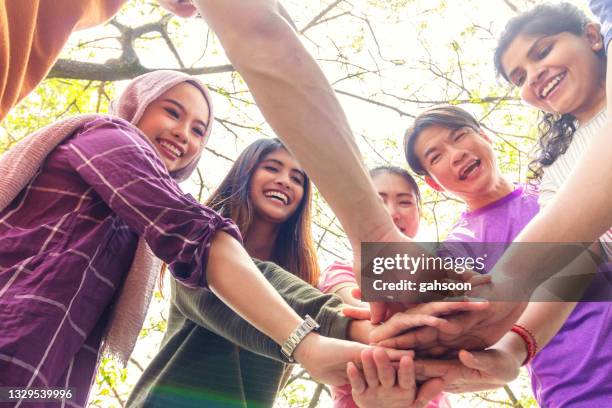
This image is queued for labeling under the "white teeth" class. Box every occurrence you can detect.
[540,74,564,98]
[159,140,183,157]
[460,160,480,180]
[264,191,289,204]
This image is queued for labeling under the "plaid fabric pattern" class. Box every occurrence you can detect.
[0,118,240,407]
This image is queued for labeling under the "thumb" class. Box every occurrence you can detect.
[369,301,387,324]
[351,287,362,300]
[458,349,492,371]
[342,305,371,320]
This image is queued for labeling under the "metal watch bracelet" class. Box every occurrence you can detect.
[281,315,320,363]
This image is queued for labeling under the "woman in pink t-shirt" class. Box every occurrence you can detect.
[319,166,451,408]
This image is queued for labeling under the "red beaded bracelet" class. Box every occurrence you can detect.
[511,324,538,366]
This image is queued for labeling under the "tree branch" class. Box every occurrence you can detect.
[48,59,234,81]
[300,0,345,34]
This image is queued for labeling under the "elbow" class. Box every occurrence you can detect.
[223,8,303,70]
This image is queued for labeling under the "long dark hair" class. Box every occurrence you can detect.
[493,2,606,180]
[206,138,319,285]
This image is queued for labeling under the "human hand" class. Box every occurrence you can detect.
[413,332,525,393]
[370,278,526,356]
[374,301,526,357]
[293,333,411,386]
[345,300,489,351]
[157,0,198,18]
[359,242,491,324]
[349,224,410,323]
[348,348,445,408]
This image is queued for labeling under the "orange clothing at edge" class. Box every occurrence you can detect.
[0,0,126,121]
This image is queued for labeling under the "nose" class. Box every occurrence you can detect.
[528,66,547,88]
[274,170,292,190]
[172,121,189,144]
[383,201,400,222]
[450,147,467,167]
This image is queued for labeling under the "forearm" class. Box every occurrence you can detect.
[514,302,576,352]
[491,301,574,371]
[206,231,303,344]
[192,0,395,244]
[498,51,612,287]
[492,224,607,297]
[183,248,351,359]
[334,285,366,307]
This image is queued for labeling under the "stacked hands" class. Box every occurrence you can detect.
[302,272,530,407]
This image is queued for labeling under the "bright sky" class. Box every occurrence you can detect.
[58,0,591,259]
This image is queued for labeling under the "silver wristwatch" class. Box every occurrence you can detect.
[281,315,320,363]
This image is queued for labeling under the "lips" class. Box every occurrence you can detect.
[538,72,566,100]
[264,190,290,205]
[156,138,185,160]
[458,159,481,181]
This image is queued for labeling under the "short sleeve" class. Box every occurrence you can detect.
[318,260,357,294]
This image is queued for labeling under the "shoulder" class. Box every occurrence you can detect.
[318,260,356,292]
[69,117,155,154]
[444,214,477,243]
[252,259,285,274]
[516,184,540,206]
[323,259,354,274]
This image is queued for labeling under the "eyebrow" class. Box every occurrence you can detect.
[164,98,208,129]
[423,145,438,161]
[377,192,414,198]
[507,36,546,81]
[423,127,463,160]
[263,159,306,178]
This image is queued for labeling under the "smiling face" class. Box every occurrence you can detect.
[372,172,420,238]
[248,148,306,225]
[501,25,605,123]
[136,82,210,173]
[414,125,502,202]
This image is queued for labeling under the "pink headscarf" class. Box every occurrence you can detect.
[111,69,214,182]
[0,70,214,365]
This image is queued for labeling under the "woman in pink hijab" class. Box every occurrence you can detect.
[0,70,369,407]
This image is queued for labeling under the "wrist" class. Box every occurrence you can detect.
[347,319,373,344]
[281,315,319,362]
[496,331,527,369]
[510,324,538,366]
[292,332,319,365]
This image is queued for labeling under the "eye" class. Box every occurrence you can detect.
[537,44,552,60]
[399,201,413,207]
[513,73,526,87]
[454,131,467,142]
[430,154,441,165]
[291,175,303,184]
[164,107,179,119]
[264,165,279,173]
[192,127,205,137]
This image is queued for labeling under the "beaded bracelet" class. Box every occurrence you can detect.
[511,324,538,366]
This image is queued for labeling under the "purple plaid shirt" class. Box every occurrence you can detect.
[0,118,241,407]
